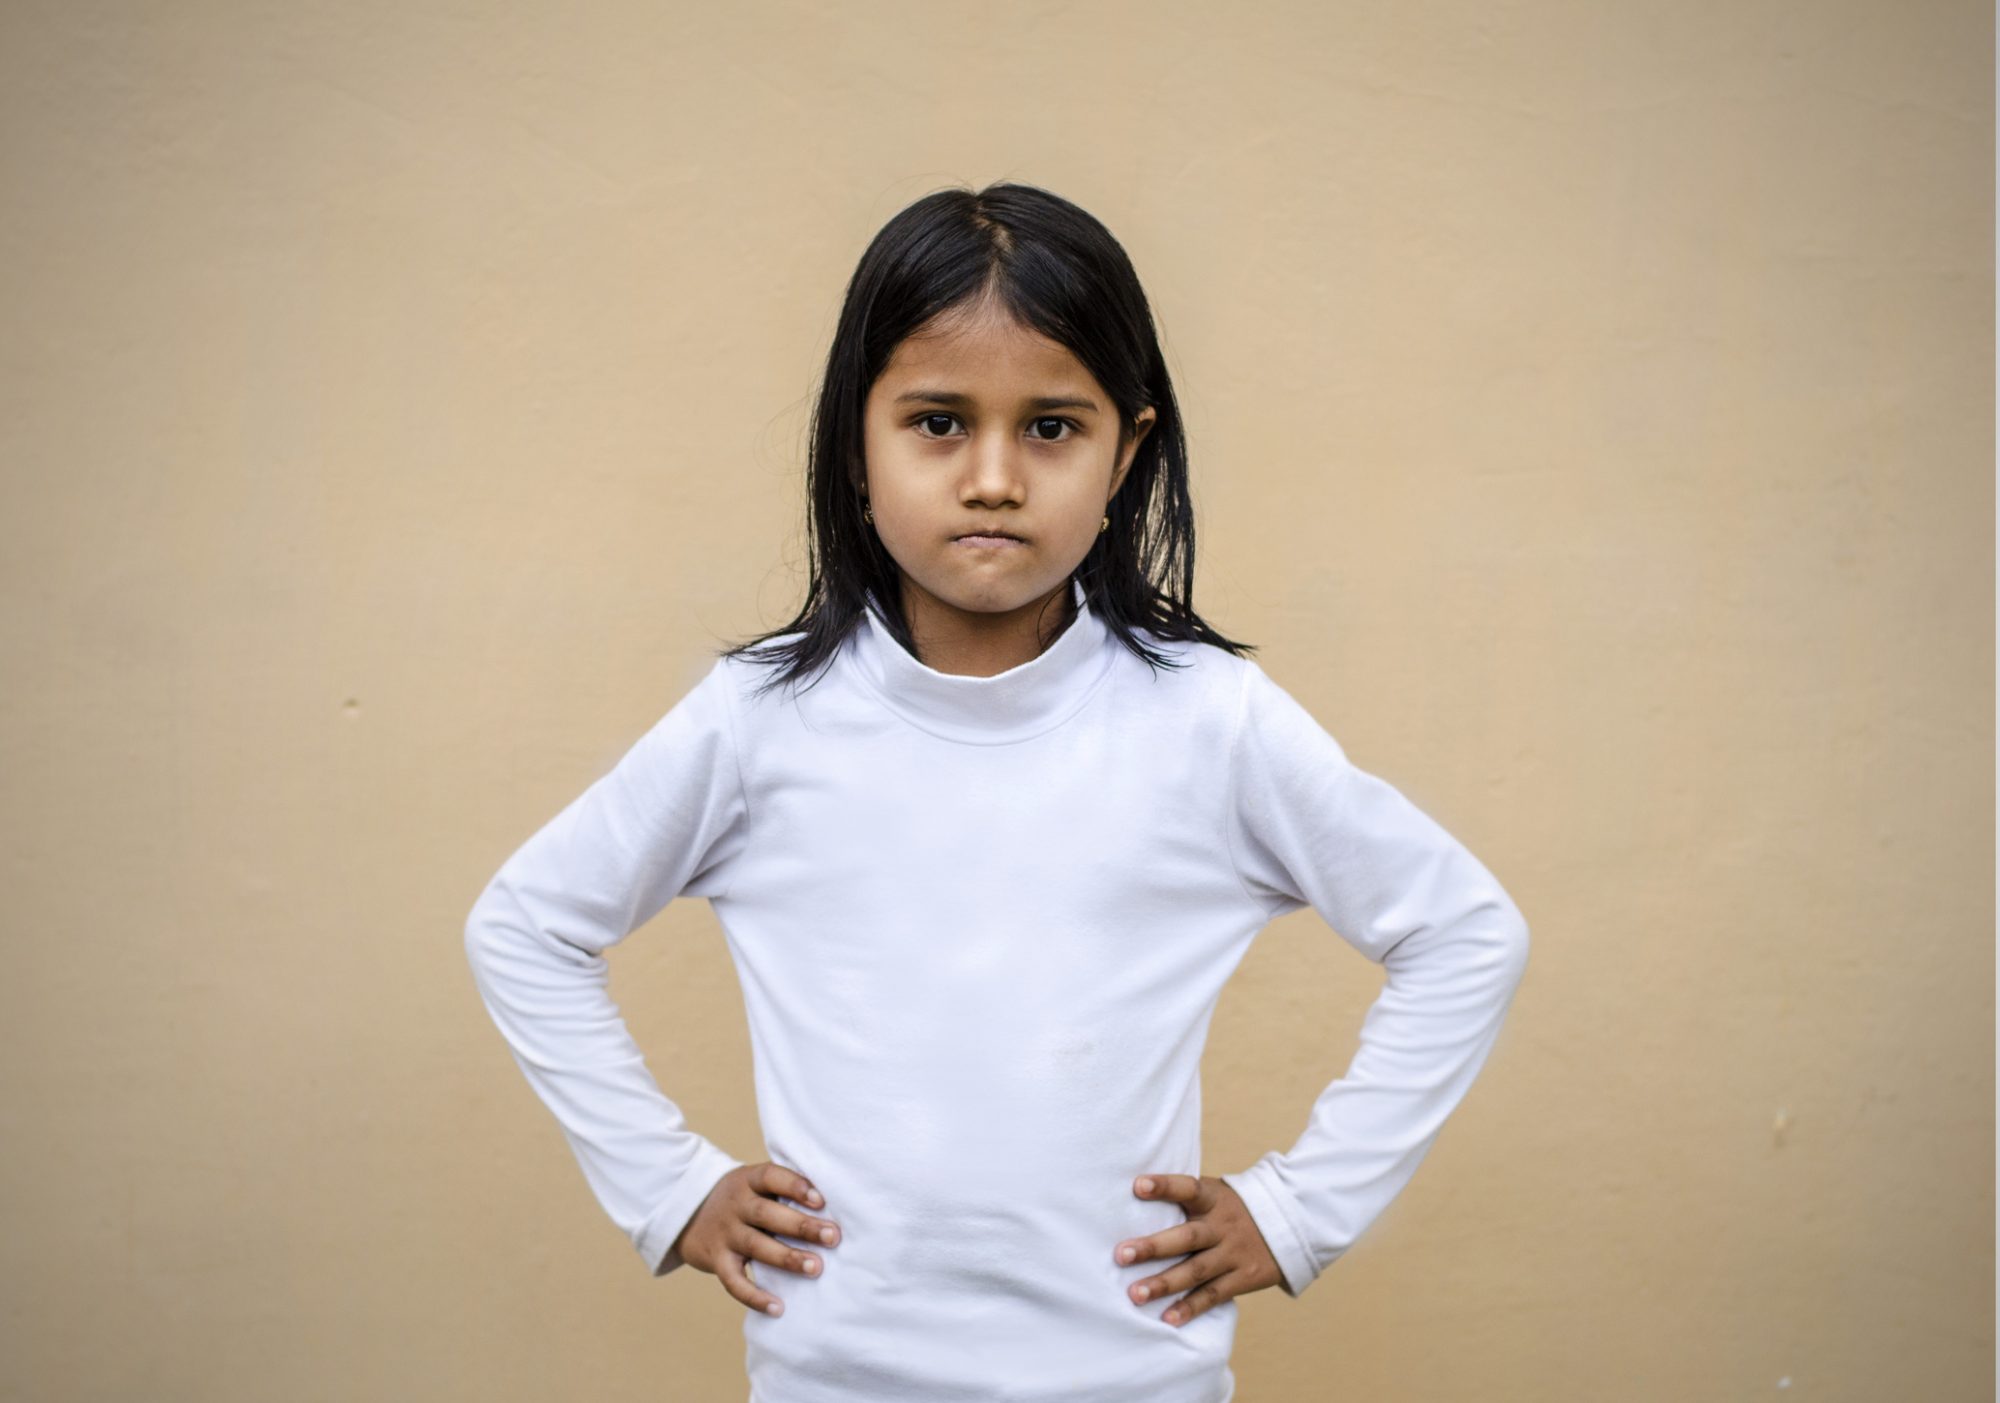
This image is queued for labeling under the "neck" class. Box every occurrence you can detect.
[894,579,1078,679]
[847,576,1113,745]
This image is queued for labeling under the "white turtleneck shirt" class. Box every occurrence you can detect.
[463,579,1530,1403]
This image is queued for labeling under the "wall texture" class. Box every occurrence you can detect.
[0,1,1990,1399]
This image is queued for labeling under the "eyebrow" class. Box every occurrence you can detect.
[893,388,1102,414]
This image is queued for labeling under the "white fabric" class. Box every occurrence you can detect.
[464,578,1530,1403]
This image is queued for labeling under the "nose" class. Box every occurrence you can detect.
[961,428,1027,506]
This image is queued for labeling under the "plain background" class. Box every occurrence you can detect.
[1,1,1991,1399]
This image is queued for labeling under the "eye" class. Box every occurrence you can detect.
[908,413,1081,443]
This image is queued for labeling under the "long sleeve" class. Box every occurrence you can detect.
[1217,661,1531,1300]
[463,656,753,1278]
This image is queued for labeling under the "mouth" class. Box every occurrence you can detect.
[953,533,1028,549]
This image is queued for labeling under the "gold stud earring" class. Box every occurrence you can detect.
[1099,515,1109,533]
[864,503,873,524]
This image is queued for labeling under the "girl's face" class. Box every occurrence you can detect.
[860,300,1155,640]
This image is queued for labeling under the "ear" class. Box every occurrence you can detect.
[1110,406,1157,496]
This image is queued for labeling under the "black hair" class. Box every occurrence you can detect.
[717,179,1256,700]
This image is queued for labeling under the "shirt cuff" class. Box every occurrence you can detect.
[1222,1154,1320,1299]
[638,1143,747,1277]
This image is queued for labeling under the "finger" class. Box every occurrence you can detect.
[759,1161,826,1211]
[1134,1173,1202,1205]
[730,1219,828,1281]
[743,1192,842,1249]
[715,1249,787,1317]
[1162,1270,1246,1327]
[1127,1246,1225,1308]
[1113,1217,1219,1266]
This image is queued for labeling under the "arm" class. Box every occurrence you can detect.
[463,656,752,1277]
[1217,661,1531,1299]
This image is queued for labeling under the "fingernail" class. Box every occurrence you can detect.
[807,1190,823,1207]
[766,1301,782,1316]
[1137,1177,1154,1194]
[820,1227,837,1244]
[1134,1284,1150,1301]
[1117,1246,1136,1263]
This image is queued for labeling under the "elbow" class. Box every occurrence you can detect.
[463,898,491,976]
[1499,901,1531,987]
[1463,888,1531,989]
[462,876,512,973]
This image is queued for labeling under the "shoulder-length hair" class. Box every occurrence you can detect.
[718,179,1256,700]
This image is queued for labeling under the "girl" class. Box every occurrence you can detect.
[464,181,1530,1403]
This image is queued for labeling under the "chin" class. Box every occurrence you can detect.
[906,572,1055,618]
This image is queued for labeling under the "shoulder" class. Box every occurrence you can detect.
[638,636,798,738]
[1128,629,1346,755]
[1114,628,1269,732]
[1126,626,1264,690]
[706,630,829,733]
[637,649,747,742]
[696,629,811,689]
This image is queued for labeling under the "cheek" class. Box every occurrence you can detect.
[862,430,925,493]
[859,425,887,484]
[1056,473,1114,528]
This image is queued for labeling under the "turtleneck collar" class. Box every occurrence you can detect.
[846,578,1116,745]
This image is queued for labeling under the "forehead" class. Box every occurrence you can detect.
[875,306,1097,397]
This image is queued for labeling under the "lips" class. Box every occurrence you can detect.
[954,534,1026,549]
[954,530,1024,542]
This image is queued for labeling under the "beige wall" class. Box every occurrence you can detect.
[2,1,1990,1398]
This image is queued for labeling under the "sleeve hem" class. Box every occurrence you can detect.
[1222,1155,1321,1299]
[638,1142,748,1278]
